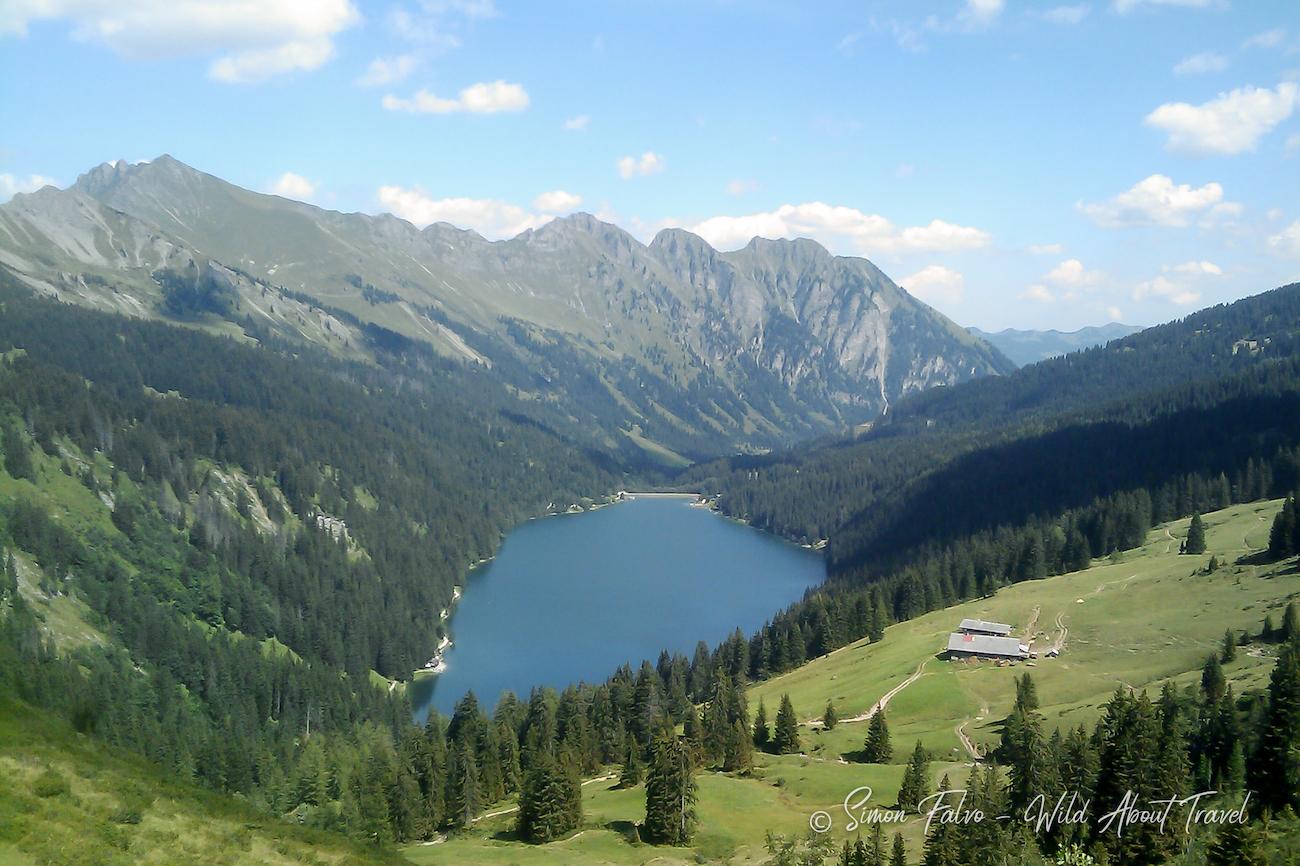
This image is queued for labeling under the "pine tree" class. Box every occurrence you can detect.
[1185,511,1207,555]
[446,741,480,828]
[1282,602,1300,643]
[823,699,838,731]
[1202,654,1227,704]
[863,710,891,763]
[642,732,696,845]
[866,821,885,866]
[516,754,580,842]
[1268,493,1297,559]
[619,739,643,787]
[1205,820,1268,866]
[922,775,959,866]
[889,833,906,866]
[1247,637,1300,812]
[2,422,34,481]
[774,694,801,755]
[752,699,770,750]
[897,740,930,812]
[1221,628,1237,663]
[724,719,753,773]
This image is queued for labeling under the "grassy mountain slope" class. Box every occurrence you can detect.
[397,501,1300,865]
[0,698,404,866]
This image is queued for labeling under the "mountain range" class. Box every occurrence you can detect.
[969,322,1145,367]
[0,155,1012,463]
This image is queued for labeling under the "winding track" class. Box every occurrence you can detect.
[820,659,929,727]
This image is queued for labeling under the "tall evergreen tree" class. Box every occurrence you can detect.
[773,694,801,755]
[1247,637,1300,812]
[1202,654,1227,704]
[752,699,770,750]
[1185,511,1207,554]
[515,754,581,842]
[897,740,930,812]
[619,738,643,788]
[642,732,696,845]
[863,710,891,763]
[889,833,907,866]
[1221,628,1237,663]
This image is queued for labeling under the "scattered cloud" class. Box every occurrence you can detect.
[1170,259,1223,275]
[358,54,418,87]
[0,172,57,202]
[1039,4,1090,24]
[726,179,759,196]
[1107,306,1124,321]
[684,203,991,256]
[563,114,590,131]
[1020,284,1056,303]
[962,0,1004,25]
[270,172,316,201]
[376,186,550,237]
[533,190,582,213]
[1244,28,1286,49]
[1046,258,1104,286]
[1114,0,1215,13]
[1028,243,1065,254]
[617,152,665,179]
[836,31,863,55]
[900,265,965,307]
[1,0,360,83]
[1268,220,1300,257]
[1145,82,1298,155]
[1132,260,1224,305]
[382,81,529,114]
[1079,174,1233,228]
[1173,52,1227,75]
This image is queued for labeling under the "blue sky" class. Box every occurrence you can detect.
[2,0,1298,330]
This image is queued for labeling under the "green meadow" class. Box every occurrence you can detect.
[404,499,1298,865]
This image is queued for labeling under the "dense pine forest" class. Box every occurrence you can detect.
[2,277,1299,861]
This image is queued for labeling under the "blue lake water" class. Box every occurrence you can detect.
[408,496,825,721]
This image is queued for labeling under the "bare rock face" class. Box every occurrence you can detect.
[0,155,1013,459]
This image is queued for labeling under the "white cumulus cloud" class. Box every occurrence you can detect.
[1,0,359,83]
[617,152,665,179]
[270,172,316,201]
[0,172,58,202]
[1046,258,1104,286]
[358,54,418,87]
[1133,260,1224,305]
[1028,243,1065,254]
[382,81,529,114]
[685,203,991,257]
[533,190,582,213]
[377,186,551,238]
[1080,174,1231,228]
[1145,82,1298,155]
[900,265,965,307]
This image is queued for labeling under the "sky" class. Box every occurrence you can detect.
[2,0,1299,331]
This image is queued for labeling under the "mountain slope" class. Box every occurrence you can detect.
[0,156,1012,461]
[970,322,1143,367]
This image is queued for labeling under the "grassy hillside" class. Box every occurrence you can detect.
[401,500,1299,865]
[0,699,404,866]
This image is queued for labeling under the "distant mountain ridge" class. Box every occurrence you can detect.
[970,323,1144,367]
[0,155,1013,461]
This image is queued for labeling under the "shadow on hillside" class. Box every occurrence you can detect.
[605,819,640,843]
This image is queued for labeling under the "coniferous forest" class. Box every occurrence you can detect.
[1,273,1299,863]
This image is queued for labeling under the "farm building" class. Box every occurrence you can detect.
[945,632,1029,661]
[957,618,1012,637]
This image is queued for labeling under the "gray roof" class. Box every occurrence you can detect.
[946,632,1026,658]
[958,618,1012,636]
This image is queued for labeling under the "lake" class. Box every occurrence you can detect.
[408,495,825,720]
